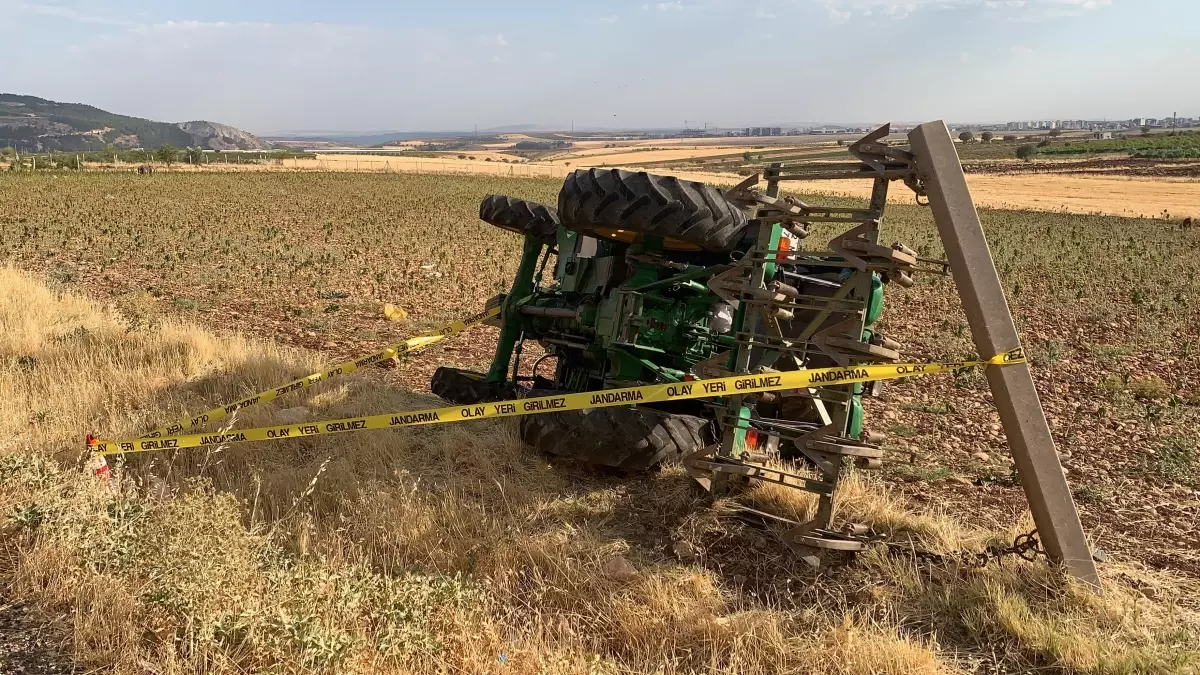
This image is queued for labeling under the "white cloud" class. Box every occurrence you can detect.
[822,2,852,22]
[539,51,557,61]
[755,5,777,18]
[1010,44,1034,55]
[656,1,685,10]
[17,2,139,27]
[815,0,1112,22]
[961,51,970,63]
[599,15,620,23]
[477,33,508,47]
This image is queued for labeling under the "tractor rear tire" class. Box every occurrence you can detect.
[479,195,560,240]
[558,168,749,252]
[430,367,510,404]
[519,407,711,471]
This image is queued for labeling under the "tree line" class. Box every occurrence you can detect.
[3,144,311,170]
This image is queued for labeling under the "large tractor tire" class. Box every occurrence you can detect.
[430,367,510,404]
[558,168,749,252]
[520,407,711,471]
[479,195,560,240]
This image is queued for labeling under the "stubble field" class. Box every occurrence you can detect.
[1,171,1198,673]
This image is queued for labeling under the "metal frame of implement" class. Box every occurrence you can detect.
[683,121,1097,585]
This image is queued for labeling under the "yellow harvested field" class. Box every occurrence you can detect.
[546,146,763,165]
[307,153,538,172]
[968,175,1200,217]
[334,150,524,164]
[543,145,841,166]
[796,174,1200,219]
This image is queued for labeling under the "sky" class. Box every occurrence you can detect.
[1,0,1196,134]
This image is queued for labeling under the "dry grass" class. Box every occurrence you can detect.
[2,267,1197,673]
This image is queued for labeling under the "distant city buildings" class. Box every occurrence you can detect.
[725,125,879,137]
[740,127,784,137]
[975,115,1195,135]
[663,115,1194,142]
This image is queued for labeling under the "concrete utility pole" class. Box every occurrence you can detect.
[908,121,1100,589]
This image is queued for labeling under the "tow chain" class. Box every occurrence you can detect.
[884,529,1046,568]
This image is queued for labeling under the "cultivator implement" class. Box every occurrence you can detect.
[679,128,949,562]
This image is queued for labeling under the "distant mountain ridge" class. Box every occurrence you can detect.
[0,94,271,152]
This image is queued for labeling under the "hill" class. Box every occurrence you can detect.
[0,93,271,152]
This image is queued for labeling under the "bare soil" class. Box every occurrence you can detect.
[0,582,78,675]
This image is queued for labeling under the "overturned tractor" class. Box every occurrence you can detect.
[432,126,946,563]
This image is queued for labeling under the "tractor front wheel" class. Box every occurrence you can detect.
[479,195,560,241]
[519,407,712,471]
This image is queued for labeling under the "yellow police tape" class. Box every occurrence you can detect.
[138,305,501,439]
[90,347,1026,456]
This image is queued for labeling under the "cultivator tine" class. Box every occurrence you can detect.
[727,503,873,570]
[691,351,734,379]
[792,423,847,453]
[681,444,722,491]
[847,123,915,174]
[706,265,749,305]
[725,172,761,200]
[730,189,890,235]
[688,456,833,495]
[811,318,901,366]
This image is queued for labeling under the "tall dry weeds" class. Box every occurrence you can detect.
[1,266,1197,674]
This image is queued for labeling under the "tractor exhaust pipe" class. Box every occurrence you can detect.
[517,306,578,319]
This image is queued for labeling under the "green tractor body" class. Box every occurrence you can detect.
[487,228,733,397]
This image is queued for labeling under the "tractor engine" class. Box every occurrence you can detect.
[511,228,730,394]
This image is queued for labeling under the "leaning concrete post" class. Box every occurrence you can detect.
[908,121,1101,589]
